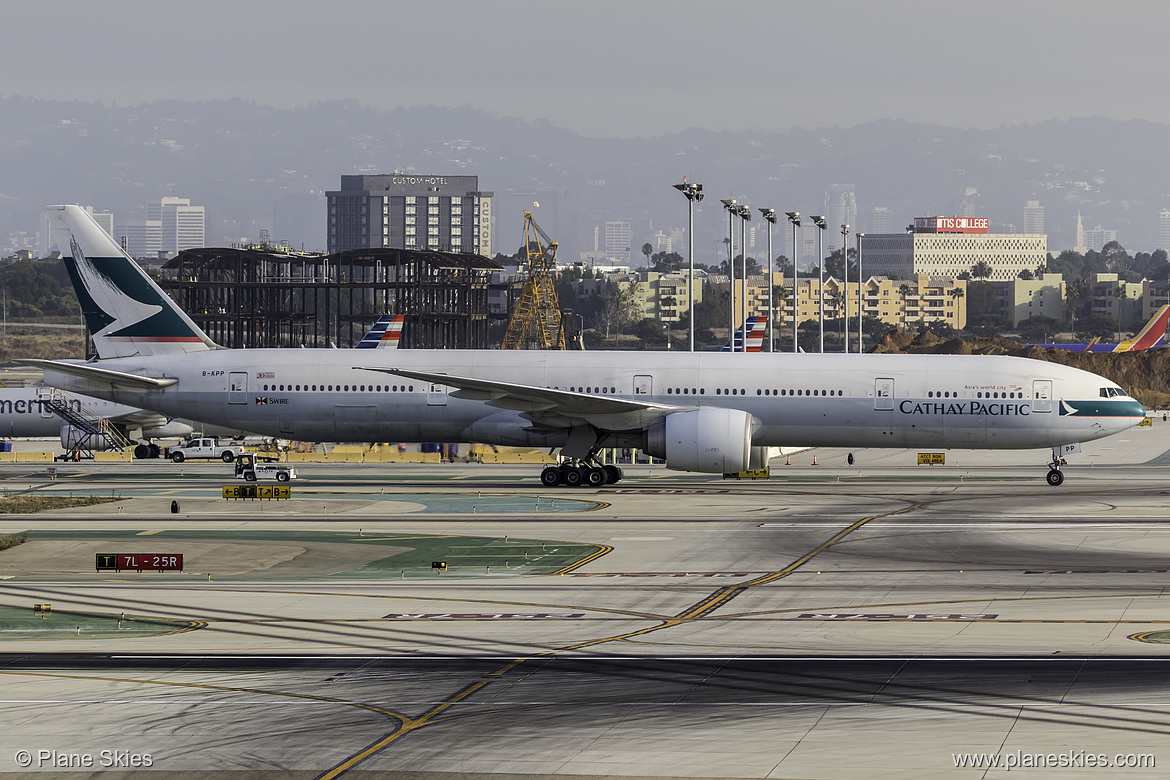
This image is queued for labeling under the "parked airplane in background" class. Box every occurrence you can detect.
[356,314,404,350]
[0,386,207,458]
[720,316,768,352]
[2,317,397,456]
[25,205,1146,487]
[1031,305,1170,352]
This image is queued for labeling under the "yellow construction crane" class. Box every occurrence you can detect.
[502,211,569,350]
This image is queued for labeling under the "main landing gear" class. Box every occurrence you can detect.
[540,460,624,488]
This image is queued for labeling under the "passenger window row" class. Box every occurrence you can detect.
[261,384,415,393]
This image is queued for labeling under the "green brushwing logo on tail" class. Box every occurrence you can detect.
[64,236,203,344]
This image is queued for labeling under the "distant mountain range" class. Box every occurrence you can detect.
[3,96,1169,261]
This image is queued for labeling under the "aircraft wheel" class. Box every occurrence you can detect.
[134,444,150,460]
[562,466,585,487]
[585,466,608,487]
[1046,468,1064,487]
[604,465,623,484]
[276,471,290,482]
[540,467,563,487]
[171,452,185,463]
[222,452,236,463]
[148,443,161,458]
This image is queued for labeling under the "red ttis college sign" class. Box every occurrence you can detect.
[913,216,990,234]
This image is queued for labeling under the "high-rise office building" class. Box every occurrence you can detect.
[825,185,857,251]
[146,197,205,253]
[1022,200,1045,235]
[869,207,895,234]
[122,220,162,258]
[605,221,632,263]
[1156,209,1170,252]
[326,174,492,256]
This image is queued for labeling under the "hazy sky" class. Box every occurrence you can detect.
[8,1,1168,138]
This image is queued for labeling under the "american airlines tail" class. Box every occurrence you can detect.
[356,314,405,349]
[720,316,768,352]
[45,205,218,358]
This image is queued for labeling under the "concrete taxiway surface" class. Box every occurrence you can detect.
[1,421,1170,777]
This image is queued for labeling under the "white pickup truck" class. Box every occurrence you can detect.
[168,437,246,463]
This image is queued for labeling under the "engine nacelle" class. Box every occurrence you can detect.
[60,425,119,452]
[644,408,754,473]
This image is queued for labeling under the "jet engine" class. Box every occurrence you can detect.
[60,425,120,452]
[644,408,754,473]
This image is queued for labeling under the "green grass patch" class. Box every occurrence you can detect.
[0,495,121,514]
[0,607,202,640]
[0,531,28,550]
[25,528,609,579]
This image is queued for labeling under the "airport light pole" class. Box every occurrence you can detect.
[721,199,738,348]
[760,208,777,351]
[811,215,827,352]
[856,232,865,352]
[673,180,703,351]
[840,223,850,353]
[737,204,752,349]
[785,211,801,353]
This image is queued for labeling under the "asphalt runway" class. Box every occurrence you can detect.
[1,422,1170,778]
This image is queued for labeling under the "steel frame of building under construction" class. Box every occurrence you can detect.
[157,246,502,350]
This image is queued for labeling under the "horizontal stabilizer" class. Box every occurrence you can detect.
[15,359,178,391]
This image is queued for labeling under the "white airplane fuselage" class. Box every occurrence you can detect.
[41,349,1143,452]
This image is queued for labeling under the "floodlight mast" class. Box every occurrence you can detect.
[786,211,800,353]
[811,215,827,352]
[673,181,703,351]
[721,199,738,348]
[736,204,751,350]
[760,208,777,352]
[841,223,850,353]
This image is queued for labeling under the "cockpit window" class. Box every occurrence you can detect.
[1099,387,1127,398]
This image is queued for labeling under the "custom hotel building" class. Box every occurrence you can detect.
[327,174,493,256]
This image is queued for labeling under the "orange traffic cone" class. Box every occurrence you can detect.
[785,456,791,465]
[812,455,818,465]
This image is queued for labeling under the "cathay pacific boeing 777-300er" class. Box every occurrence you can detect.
[22,205,1147,487]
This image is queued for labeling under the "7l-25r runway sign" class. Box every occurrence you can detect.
[96,553,183,572]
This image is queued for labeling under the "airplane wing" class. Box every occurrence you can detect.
[355,365,683,427]
[16,359,178,390]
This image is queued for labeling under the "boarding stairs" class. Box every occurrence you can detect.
[38,388,133,460]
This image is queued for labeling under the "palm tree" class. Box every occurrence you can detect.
[948,287,964,330]
[971,260,993,280]
[898,283,913,327]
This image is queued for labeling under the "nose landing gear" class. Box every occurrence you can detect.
[1046,445,1069,486]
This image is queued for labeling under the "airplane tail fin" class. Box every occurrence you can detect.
[45,205,217,358]
[1114,304,1170,352]
[356,314,405,349]
[720,316,768,352]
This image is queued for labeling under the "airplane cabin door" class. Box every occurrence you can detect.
[228,372,247,405]
[633,375,653,396]
[874,378,894,411]
[427,378,448,406]
[35,387,53,418]
[1032,379,1053,413]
